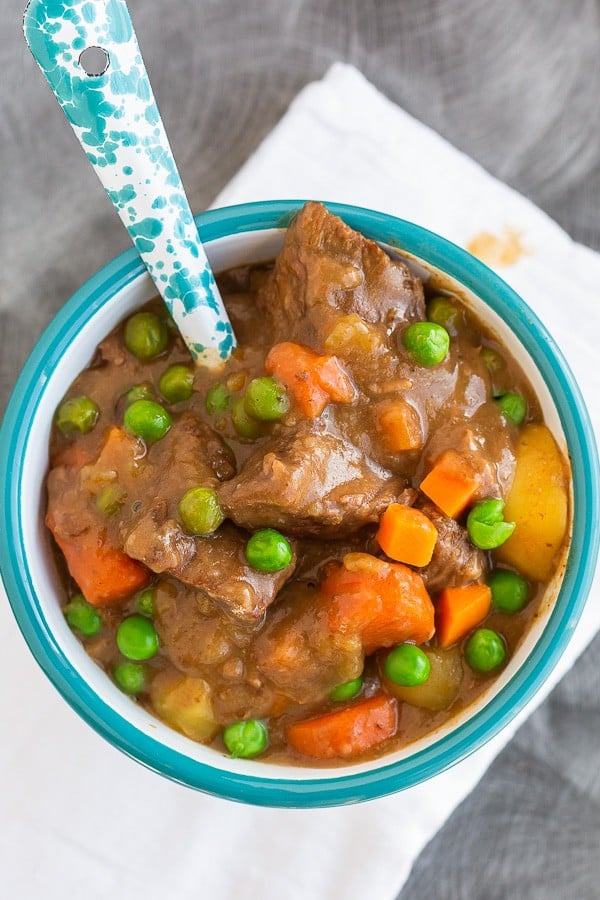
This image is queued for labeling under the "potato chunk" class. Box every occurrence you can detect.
[324,313,382,357]
[496,424,569,581]
[150,672,220,743]
[382,646,463,711]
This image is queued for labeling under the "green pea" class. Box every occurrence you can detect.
[135,587,155,617]
[496,392,527,426]
[385,644,431,686]
[116,615,159,660]
[113,661,147,695]
[124,399,172,444]
[178,487,224,535]
[403,321,450,367]
[488,569,530,613]
[427,296,464,335]
[64,594,102,637]
[244,377,290,422]
[231,397,264,440]
[124,312,169,360]
[205,383,230,415]
[480,347,505,374]
[96,485,123,516]
[222,719,268,758]
[159,364,194,403]
[467,498,516,550]
[330,676,364,702]
[465,628,506,673]
[55,396,99,436]
[245,529,293,572]
[125,383,154,405]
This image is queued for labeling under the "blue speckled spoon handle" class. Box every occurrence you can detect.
[23,0,236,366]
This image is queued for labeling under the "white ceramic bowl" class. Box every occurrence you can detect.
[1,201,598,806]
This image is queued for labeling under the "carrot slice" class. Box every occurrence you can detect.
[286,694,398,759]
[315,354,356,403]
[46,511,150,607]
[265,342,355,418]
[47,427,149,606]
[97,424,136,461]
[83,425,138,472]
[420,450,478,518]
[436,583,492,648]
[375,400,423,452]
[376,504,438,567]
[322,553,435,654]
[265,342,328,417]
[78,427,142,502]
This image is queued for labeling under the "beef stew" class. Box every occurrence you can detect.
[46,202,570,765]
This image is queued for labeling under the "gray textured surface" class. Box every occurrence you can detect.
[1,0,599,897]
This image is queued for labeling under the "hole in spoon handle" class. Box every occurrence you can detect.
[79,46,110,77]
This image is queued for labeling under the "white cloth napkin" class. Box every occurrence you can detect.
[2,63,599,900]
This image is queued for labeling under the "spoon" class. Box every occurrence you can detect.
[23,0,236,367]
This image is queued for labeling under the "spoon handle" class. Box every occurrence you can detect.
[23,0,236,366]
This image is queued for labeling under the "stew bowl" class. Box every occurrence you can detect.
[1,201,598,806]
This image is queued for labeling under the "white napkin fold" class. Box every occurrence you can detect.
[2,63,599,900]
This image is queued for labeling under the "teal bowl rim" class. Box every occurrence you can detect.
[1,200,598,807]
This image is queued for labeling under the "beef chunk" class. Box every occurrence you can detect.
[123,504,194,572]
[154,582,236,675]
[112,410,234,530]
[252,585,364,705]
[125,519,295,623]
[418,503,487,592]
[218,421,409,538]
[257,202,425,344]
[143,410,236,488]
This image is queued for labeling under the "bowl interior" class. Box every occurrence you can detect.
[2,201,597,806]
